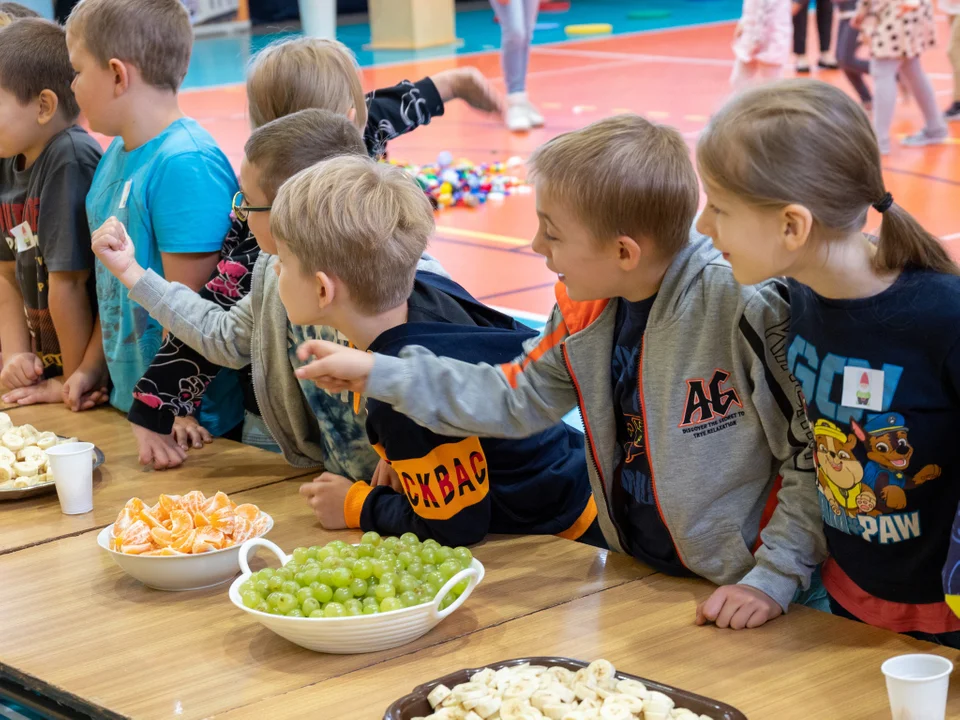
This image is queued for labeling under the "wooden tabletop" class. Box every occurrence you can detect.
[0,481,651,720]
[219,573,960,720]
[0,404,308,554]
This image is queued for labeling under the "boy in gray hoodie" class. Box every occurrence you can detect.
[292,114,827,630]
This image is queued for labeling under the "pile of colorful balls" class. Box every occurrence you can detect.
[391,151,530,210]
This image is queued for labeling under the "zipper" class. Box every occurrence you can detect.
[635,335,686,566]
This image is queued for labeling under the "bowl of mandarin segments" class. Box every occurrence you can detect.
[97,491,273,591]
[229,532,484,654]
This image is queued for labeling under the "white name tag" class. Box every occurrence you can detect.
[118,180,132,210]
[841,366,884,412]
[11,221,37,253]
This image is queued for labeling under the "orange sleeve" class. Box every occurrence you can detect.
[343,482,374,529]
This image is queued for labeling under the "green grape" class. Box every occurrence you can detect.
[398,574,419,594]
[323,602,347,618]
[296,587,313,604]
[255,601,269,613]
[353,559,374,580]
[307,546,321,560]
[333,587,353,604]
[375,583,396,601]
[267,606,284,615]
[241,590,261,608]
[256,568,275,581]
[267,575,284,592]
[380,597,403,612]
[436,547,454,563]
[309,609,326,618]
[240,580,255,594]
[275,568,293,582]
[400,532,420,546]
[379,572,398,588]
[302,597,320,616]
[349,578,367,598]
[423,564,437,576]
[276,593,298,613]
[406,562,424,579]
[317,547,335,561]
[420,547,438,565]
[341,557,357,571]
[452,579,469,595]
[423,571,443,589]
[294,572,309,587]
[345,599,363,616]
[362,596,379,608]
[382,537,401,553]
[311,583,333,603]
[284,563,302,576]
[281,580,300,596]
[328,540,348,552]
[318,569,335,586]
[292,547,310,564]
[361,531,381,546]
[253,579,269,596]
[439,594,455,611]
[301,566,321,585]
[340,546,358,560]
[399,591,420,608]
[439,560,461,581]
[285,608,303,618]
[453,547,473,566]
[266,592,282,608]
[321,556,343,570]
[396,551,414,569]
[423,582,441,599]
[356,544,375,558]
[331,567,352,589]
[362,605,380,615]
[371,559,388,580]
[365,583,379,599]
[422,538,441,550]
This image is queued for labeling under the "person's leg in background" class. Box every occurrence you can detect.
[871,56,901,155]
[947,15,960,120]
[836,16,872,108]
[815,0,837,67]
[899,55,949,146]
[519,0,543,127]
[793,1,810,72]
[490,0,540,132]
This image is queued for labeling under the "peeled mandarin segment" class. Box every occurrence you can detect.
[231,516,254,544]
[192,527,225,554]
[208,507,236,534]
[123,497,145,515]
[112,508,136,537]
[250,515,270,537]
[234,504,260,521]
[142,547,184,556]
[121,542,154,555]
[120,519,151,546]
[170,509,194,536]
[139,509,163,529]
[180,490,207,515]
[150,526,174,547]
[194,511,210,528]
[158,494,181,516]
[171,528,198,553]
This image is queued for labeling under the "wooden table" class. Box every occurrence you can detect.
[219,573,960,720]
[0,405,308,555]
[0,481,651,719]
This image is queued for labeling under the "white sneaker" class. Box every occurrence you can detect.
[524,99,544,128]
[506,93,532,132]
[901,129,948,148]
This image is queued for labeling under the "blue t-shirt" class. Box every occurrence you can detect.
[86,118,242,435]
[785,272,960,611]
[610,295,686,574]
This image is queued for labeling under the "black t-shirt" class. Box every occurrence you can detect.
[610,295,687,574]
[787,272,960,605]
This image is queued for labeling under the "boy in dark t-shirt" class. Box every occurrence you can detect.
[0,19,101,405]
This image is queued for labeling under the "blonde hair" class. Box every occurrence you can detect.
[272,156,434,314]
[66,0,192,93]
[244,109,366,201]
[528,114,699,253]
[697,79,959,276]
[246,37,367,132]
[0,12,11,27]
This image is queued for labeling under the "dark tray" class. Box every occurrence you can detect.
[384,656,747,720]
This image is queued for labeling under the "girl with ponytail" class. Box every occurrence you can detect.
[696,78,960,647]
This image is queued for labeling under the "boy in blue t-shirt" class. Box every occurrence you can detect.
[63,0,242,435]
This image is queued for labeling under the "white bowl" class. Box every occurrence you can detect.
[229,538,485,654]
[96,513,273,591]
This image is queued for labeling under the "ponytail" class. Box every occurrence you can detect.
[874,200,960,276]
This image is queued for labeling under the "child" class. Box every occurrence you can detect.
[696,78,960,647]
[0,19,101,406]
[731,0,792,90]
[128,36,502,469]
[944,0,960,120]
[792,0,836,72]
[490,0,542,132]
[854,0,946,153]
[292,115,826,630]
[63,0,243,435]
[834,0,872,110]
[90,118,598,547]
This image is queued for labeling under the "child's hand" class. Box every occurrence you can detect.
[695,584,783,630]
[0,352,43,390]
[299,473,353,529]
[431,67,504,115]
[172,415,213,450]
[371,458,403,493]
[2,377,63,406]
[792,1,804,14]
[61,365,110,411]
[130,424,188,469]
[91,217,143,288]
[295,340,374,395]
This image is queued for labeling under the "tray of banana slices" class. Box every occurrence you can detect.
[0,412,105,501]
[385,658,746,720]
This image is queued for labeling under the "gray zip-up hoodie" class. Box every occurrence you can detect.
[363,235,827,610]
[126,252,447,478]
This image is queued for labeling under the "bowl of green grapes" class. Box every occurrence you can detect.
[229,532,484,654]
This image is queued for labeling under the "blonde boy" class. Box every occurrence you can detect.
[62,0,242,434]
[294,115,827,628]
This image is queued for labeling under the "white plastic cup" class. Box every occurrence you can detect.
[881,653,953,720]
[298,0,335,38]
[46,442,95,515]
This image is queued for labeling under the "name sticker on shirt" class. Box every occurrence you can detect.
[118,180,132,210]
[841,366,884,412]
[11,221,37,253]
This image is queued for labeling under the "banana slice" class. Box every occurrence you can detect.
[601,694,643,715]
[0,479,15,490]
[14,477,34,488]
[586,660,617,691]
[469,696,501,719]
[13,460,39,477]
[1,431,24,452]
[614,680,648,700]
[59,436,78,444]
[0,464,13,482]
[18,445,45,464]
[498,698,541,720]
[428,685,453,710]
[0,412,11,433]
[36,432,57,450]
[0,447,14,465]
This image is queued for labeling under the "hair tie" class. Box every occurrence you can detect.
[873,192,894,213]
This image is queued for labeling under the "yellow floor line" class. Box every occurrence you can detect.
[435,225,531,247]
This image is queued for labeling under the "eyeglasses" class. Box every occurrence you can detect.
[232,191,271,222]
